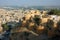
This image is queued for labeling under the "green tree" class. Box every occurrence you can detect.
[57,20,60,28]
[2,23,9,31]
[48,9,60,15]
[46,19,54,30]
[33,15,41,26]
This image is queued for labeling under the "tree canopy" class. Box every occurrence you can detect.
[48,9,60,15]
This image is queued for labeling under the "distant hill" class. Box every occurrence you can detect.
[0,6,60,10]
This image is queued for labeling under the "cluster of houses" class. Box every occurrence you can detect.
[0,8,60,39]
[9,9,60,39]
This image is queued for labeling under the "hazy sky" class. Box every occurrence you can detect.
[0,0,60,6]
